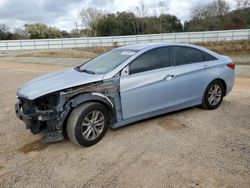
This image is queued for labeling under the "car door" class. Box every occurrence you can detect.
[120,47,177,120]
[169,46,218,106]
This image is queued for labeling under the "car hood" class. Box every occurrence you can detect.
[17,68,104,100]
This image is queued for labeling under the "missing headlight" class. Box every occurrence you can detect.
[35,93,59,111]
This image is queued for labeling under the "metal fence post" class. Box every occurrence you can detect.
[61,40,64,48]
[74,39,77,48]
[20,41,23,50]
[99,38,101,47]
[33,41,36,50]
[48,40,50,49]
[5,42,8,51]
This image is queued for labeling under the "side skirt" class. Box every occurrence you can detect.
[111,101,201,129]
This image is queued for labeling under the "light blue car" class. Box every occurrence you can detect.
[15,43,235,146]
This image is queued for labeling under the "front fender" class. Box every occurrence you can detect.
[70,92,115,115]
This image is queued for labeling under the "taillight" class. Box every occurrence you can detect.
[227,63,235,70]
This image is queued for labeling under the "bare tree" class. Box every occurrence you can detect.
[0,24,9,40]
[158,1,169,32]
[14,27,29,39]
[192,0,229,20]
[190,0,230,30]
[215,0,230,16]
[235,0,250,9]
[158,1,168,15]
[80,7,103,36]
[134,0,148,34]
[191,3,205,20]
[135,0,148,18]
[0,24,8,33]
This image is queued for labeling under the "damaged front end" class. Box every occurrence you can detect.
[15,77,120,143]
[15,93,66,142]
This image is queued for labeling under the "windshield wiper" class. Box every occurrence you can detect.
[81,69,96,74]
[74,67,96,74]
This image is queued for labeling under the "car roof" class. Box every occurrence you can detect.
[117,43,220,57]
[118,43,203,51]
[118,43,162,51]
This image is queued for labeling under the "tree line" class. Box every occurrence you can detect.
[0,0,249,40]
[184,0,250,31]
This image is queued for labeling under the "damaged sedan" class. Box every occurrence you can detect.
[15,43,235,146]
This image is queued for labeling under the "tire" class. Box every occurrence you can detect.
[202,80,225,110]
[67,102,109,147]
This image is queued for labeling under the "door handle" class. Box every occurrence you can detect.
[164,75,175,80]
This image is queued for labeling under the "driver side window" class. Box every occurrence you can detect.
[129,47,170,74]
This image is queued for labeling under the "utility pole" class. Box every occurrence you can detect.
[75,22,79,37]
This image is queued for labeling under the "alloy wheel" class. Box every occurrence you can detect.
[208,84,222,106]
[81,110,105,141]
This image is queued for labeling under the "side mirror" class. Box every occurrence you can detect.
[121,66,129,77]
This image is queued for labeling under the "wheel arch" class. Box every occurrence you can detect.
[62,92,116,138]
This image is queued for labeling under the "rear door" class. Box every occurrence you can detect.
[120,47,177,120]
[169,46,218,106]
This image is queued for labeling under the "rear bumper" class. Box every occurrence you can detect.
[15,101,64,142]
[225,71,235,96]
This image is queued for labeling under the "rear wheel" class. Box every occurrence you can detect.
[67,102,109,147]
[202,80,225,110]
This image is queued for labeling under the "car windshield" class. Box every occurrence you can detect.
[77,49,138,74]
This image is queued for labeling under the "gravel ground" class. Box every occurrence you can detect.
[0,56,85,67]
[0,61,249,188]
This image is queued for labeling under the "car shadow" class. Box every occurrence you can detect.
[111,106,198,131]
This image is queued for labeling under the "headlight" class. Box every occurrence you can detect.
[35,93,59,110]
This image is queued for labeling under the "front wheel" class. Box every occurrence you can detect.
[67,102,109,147]
[202,80,225,110]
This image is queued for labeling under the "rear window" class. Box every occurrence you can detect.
[202,51,217,61]
[172,46,217,66]
[173,46,204,66]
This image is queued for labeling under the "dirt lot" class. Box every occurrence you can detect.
[0,60,249,188]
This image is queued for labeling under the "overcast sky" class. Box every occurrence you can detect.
[0,0,236,31]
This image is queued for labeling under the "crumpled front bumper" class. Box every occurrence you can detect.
[15,100,64,142]
[15,102,32,128]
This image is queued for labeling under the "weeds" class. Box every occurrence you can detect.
[196,40,250,55]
